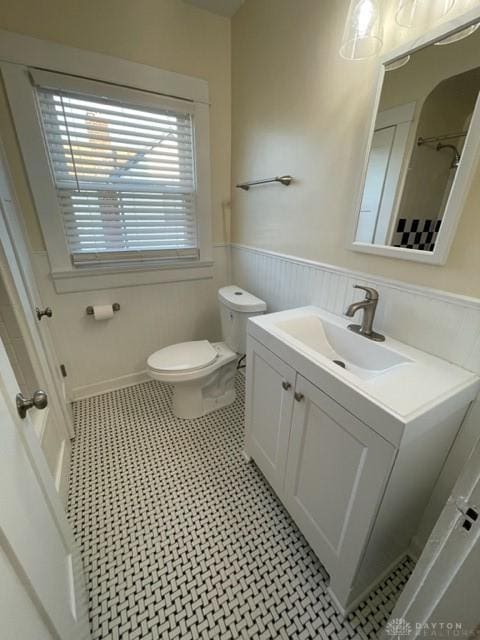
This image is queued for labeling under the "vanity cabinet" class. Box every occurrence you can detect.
[245,334,473,614]
[283,375,395,598]
[245,338,395,610]
[245,340,295,496]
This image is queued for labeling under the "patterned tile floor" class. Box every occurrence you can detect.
[68,375,413,640]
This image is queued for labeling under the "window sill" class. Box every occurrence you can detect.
[50,259,215,293]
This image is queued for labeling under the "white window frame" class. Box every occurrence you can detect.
[0,30,213,289]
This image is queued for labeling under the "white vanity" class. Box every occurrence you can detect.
[244,306,479,614]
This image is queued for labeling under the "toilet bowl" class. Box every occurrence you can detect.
[148,341,237,419]
[147,286,266,419]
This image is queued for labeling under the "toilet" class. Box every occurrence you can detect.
[147,285,266,419]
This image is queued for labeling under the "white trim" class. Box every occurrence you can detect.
[408,535,424,563]
[0,31,213,281]
[382,428,480,635]
[30,67,197,111]
[2,63,72,272]
[350,7,480,265]
[0,29,209,103]
[31,405,49,443]
[54,439,70,506]
[230,243,480,310]
[51,261,214,293]
[194,101,214,262]
[0,143,75,438]
[375,102,416,129]
[380,7,480,67]
[71,370,150,401]
[373,103,416,245]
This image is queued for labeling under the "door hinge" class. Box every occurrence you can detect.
[60,364,67,378]
[456,498,478,532]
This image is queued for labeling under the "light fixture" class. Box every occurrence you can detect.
[339,0,383,60]
[435,22,480,44]
[395,0,456,29]
[385,55,411,70]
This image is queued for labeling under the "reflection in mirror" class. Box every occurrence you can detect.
[355,23,480,255]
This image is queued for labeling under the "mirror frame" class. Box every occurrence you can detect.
[350,6,480,265]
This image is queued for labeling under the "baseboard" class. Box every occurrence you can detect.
[408,536,423,562]
[71,370,150,401]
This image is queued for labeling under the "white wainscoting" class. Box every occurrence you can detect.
[33,245,231,400]
[231,242,480,553]
[231,244,480,375]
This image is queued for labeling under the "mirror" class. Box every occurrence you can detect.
[352,19,480,264]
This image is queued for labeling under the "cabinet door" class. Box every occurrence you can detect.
[245,338,295,496]
[284,375,395,591]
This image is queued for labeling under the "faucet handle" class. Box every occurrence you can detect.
[353,285,379,300]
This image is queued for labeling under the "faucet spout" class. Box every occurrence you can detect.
[345,285,385,342]
[345,301,367,317]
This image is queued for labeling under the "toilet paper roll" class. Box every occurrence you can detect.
[92,304,114,321]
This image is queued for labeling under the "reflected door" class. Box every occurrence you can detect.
[357,126,396,244]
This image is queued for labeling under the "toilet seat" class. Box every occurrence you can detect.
[148,340,218,374]
[146,284,266,419]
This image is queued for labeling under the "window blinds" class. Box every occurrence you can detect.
[35,82,198,265]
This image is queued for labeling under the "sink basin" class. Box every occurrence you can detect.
[247,305,479,437]
[274,313,412,380]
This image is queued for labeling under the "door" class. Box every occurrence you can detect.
[356,103,415,245]
[0,337,89,640]
[383,430,480,638]
[245,338,296,496]
[284,375,395,591]
[357,126,397,244]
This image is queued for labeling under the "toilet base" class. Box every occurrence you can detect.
[171,358,237,419]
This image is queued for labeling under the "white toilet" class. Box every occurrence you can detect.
[147,285,266,419]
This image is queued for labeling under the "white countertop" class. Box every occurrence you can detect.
[248,306,480,446]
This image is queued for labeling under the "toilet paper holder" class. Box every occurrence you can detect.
[86,303,121,316]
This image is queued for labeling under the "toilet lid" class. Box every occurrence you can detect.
[147,340,218,373]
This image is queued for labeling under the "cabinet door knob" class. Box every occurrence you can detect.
[281,381,292,391]
[294,392,304,402]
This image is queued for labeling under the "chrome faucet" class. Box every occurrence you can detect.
[345,285,385,342]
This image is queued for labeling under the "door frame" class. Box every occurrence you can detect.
[0,140,74,502]
[0,141,72,435]
[382,432,480,637]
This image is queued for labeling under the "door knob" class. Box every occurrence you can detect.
[281,381,292,391]
[36,306,53,321]
[16,390,48,419]
[294,392,304,402]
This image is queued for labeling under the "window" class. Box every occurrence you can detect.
[2,59,212,286]
[35,82,198,265]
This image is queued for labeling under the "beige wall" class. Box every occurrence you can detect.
[0,0,231,248]
[231,0,480,297]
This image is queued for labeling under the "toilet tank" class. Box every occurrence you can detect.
[218,286,267,354]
